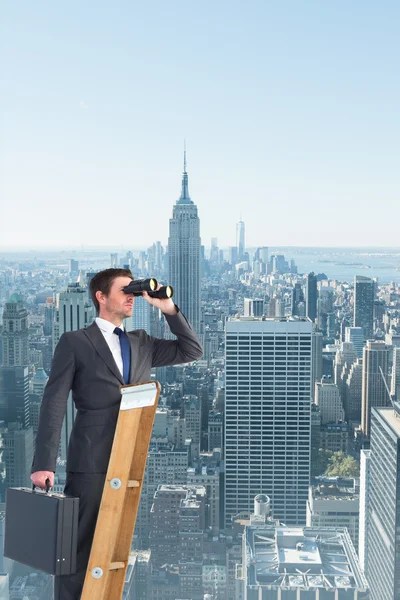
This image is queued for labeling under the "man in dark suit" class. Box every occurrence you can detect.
[30,268,203,599]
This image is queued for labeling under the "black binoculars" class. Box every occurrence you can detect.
[123,278,174,300]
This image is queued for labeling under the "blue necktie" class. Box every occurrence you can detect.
[114,327,131,384]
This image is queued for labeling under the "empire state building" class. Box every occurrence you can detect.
[168,152,201,333]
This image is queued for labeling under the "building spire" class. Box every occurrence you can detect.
[178,141,193,204]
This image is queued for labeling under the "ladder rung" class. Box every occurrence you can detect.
[109,562,126,571]
[127,480,140,487]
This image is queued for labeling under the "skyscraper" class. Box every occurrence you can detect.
[168,151,201,333]
[224,316,312,526]
[236,219,245,261]
[345,358,363,421]
[68,259,79,274]
[291,283,305,316]
[361,340,390,438]
[53,280,94,460]
[345,326,365,358]
[391,346,400,399]
[305,272,318,322]
[366,407,400,599]
[2,422,34,488]
[315,377,344,424]
[354,275,374,340]
[311,331,323,400]
[1,293,29,367]
[0,366,30,428]
[358,448,371,573]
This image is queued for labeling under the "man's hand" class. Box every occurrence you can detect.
[142,285,178,315]
[31,471,54,489]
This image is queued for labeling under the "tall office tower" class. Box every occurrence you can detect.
[345,326,365,358]
[0,366,30,428]
[366,407,400,600]
[254,246,268,264]
[183,395,201,460]
[311,331,323,401]
[53,281,94,349]
[30,367,48,398]
[317,288,335,335]
[67,259,79,274]
[243,298,264,317]
[53,281,95,460]
[361,341,390,438]
[275,299,285,318]
[271,254,289,274]
[305,272,318,322]
[315,377,344,424]
[134,441,188,547]
[2,422,34,488]
[149,484,205,566]
[187,463,220,530]
[291,283,305,316]
[236,218,245,261]
[124,295,151,333]
[358,448,371,573]
[153,241,164,272]
[1,293,29,367]
[391,346,400,399]
[306,477,360,549]
[209,237,219,263]
[224,317,312,526]
[168,152,201,334]
[207,411,223,452]
[345,358,363,421]
[228,246,238,266]
[44,299,55,336]
[334,341,357,412]
[354,275,375,340]
[110,253,118,268]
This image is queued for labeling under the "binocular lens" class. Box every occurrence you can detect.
[147,285,174,299]
[123,278,158,295]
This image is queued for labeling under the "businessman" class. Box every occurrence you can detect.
[30,268,203,599]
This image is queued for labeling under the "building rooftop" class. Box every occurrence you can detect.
[375,407,400,437]
[228,315,311,323]
[244,526,368,591]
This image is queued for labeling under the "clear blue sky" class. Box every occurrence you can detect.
[1,1,399,249]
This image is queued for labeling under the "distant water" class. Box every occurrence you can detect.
[2,246,400,285]
[267,247,400,284]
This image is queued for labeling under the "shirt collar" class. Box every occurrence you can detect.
[95,317,125,334]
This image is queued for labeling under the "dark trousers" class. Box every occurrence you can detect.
[54,472,106,600]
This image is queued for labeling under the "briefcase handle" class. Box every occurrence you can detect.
[32,478,51,494]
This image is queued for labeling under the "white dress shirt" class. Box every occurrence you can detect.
[95,317,125,377]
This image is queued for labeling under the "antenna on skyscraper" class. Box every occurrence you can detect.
[183,139,187,172]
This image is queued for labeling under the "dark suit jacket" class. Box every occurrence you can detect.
[32,308,202,474]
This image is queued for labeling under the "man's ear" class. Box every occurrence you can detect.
[95,290,105,306]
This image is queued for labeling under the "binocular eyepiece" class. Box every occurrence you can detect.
[123,278,174,300]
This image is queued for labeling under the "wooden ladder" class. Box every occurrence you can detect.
[80,381,161,600]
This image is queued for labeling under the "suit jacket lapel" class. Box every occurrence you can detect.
[84,322,125,385]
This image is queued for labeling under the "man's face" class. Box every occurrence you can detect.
[98,276,135,320]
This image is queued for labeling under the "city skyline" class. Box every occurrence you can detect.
[1,2,400,248]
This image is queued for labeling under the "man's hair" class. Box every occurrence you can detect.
[89,268,133,313]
